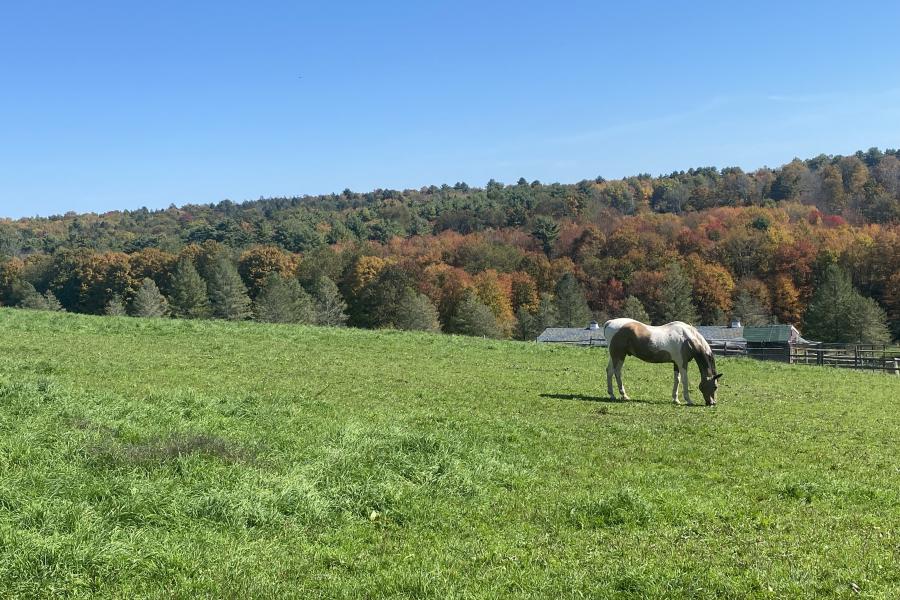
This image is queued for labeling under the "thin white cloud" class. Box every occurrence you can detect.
[549,96,730,146]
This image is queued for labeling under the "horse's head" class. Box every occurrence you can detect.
[699,373,723,406]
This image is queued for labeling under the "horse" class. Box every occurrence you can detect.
[603,318,722,406]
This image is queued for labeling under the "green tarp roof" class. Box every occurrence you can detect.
[742,325,796,343]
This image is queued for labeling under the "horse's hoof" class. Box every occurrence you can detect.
[621,396,631,401]
[672,399,681,405]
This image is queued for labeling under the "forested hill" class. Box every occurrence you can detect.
[1,148,899,342]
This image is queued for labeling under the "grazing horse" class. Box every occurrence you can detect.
[603,318,722,406]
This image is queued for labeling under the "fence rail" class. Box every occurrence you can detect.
[707,341,900,374]
[543,338,900,374]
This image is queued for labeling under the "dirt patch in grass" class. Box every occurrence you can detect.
[83,427,252,468]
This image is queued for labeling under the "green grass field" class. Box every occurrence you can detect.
[0,308,898,598]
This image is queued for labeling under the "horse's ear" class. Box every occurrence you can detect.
[714,373,723,380]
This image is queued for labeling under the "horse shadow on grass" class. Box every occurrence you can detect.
[539,392,657,405]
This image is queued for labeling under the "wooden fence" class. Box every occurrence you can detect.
[708,341,900,374]
[542,338,900,375]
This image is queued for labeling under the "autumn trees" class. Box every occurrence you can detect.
[0,148,897,341]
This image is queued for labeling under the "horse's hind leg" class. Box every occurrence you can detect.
[614,359,630,401]
[672,364,682,405]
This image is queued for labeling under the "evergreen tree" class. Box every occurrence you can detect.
[732,291,772,326]
[532,216,560,256]
[554,273,592,327]
[169,258,210,319]
[254,274,315,324]
[130,278,169,317]
[619,295,650,323]
[313,276,348,327]
[659,263,699,324]
[392,289,441,332]
[804,265,890,343]
[350,265,412,329]
[105,294,127,316]
[41,290,64,312]
[18,282,45,309]
[18,284,64,311]
[515,293,559,340]
[448,294,502,338]
[206,256,252,320]
[845,296,891,345]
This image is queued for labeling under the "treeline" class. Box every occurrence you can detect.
[1,149,898,342]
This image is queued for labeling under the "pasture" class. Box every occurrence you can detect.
[0,308,898,598]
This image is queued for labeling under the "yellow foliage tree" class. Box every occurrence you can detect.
[473,269,515,337]
[346,255,389,294]
[238,245,300,297]
[771,275,803,325]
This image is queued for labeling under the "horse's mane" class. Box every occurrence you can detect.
[691,330,717,380]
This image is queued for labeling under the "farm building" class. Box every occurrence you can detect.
[537,320,815,363]
[535,321,605,347]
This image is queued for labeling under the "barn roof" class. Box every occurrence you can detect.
[694,325,746,342]
[535,327,605,345]
[743,324,798,343]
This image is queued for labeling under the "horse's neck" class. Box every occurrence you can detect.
[694,349,715,380]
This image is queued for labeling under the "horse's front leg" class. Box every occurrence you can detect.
[672,364,682,405]
[606,360,617,400]
[679,364,693,405]
[614,359,630,401]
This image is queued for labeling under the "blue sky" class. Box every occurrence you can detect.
[1,1,899,219]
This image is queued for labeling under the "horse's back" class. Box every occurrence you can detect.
[603,318,638,343]
[658,321,711,354]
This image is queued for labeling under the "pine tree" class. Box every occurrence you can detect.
[18,284,64,311]
[659,263,699,324]
[553,273,592,327]
[448,294,502,338]
[130,278,169,317]
[169,257,210,319]
[619,295,650,323]
[42,290,64,311]
[804,265,890,343]
[105,294,127,316]
[206,256,252,320]
[732,291,772,326]
[532,216,560,256]
[312,277,348,327]
[254,274,315,324]
[845,296,891,344]
[392,289,440,332]
[515,293,559,340]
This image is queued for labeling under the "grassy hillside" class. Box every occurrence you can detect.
[0,309,898,598]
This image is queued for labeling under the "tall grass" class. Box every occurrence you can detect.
[0,308,898,598]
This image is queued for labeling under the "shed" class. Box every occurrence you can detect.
[742,324,812,362]
[742,324,808,344]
